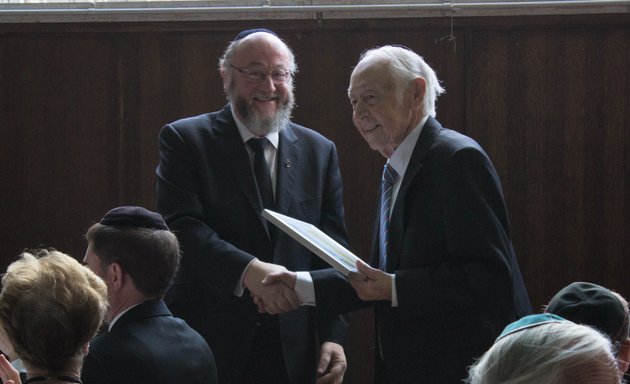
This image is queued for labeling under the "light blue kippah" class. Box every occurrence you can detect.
[497,313,567,341]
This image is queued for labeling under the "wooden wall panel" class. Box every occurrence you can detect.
[0,13,628,384]
[466,25,630,308]
[0,35,120,263]
[116,33,228,207]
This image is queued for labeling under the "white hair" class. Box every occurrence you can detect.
[355,45,445,118]
[466,321,621,384]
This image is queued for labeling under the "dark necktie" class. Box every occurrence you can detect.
[378,164,398,271]
[248,137,274,209]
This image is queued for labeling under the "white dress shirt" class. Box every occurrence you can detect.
[232,107,280,297]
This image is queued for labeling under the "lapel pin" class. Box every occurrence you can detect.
[285,159,292,168]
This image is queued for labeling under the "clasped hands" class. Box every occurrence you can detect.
[245,259,393,315]
[243,260,299,315]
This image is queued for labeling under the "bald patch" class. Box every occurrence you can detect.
[233,32,291,63]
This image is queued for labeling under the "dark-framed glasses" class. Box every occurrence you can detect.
[230,64,292,84]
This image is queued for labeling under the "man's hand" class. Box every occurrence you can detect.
[348,259,393,301]
[316,342,347,384]
[0,354,20,384]
[244,260,300,314]
[262,270,297,289]
[251,280,300,315]
[253,270,299,314]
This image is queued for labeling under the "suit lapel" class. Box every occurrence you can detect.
[386,117,442,271]
[213,107,268,233]
[275,125,299,215]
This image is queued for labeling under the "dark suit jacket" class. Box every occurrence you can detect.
[311,117,531,384]
[81,299,217,384]
[156,105,349,384]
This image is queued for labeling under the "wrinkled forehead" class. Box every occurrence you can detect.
[348,58,392,97]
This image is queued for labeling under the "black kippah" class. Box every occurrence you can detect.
[100,206,169,231]
[234,28,277,41]
[546,281,629,341]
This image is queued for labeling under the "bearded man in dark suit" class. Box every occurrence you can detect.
[156,29,349,384]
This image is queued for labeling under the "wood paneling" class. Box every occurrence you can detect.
[1,13,628,383]
[0,34,120,261]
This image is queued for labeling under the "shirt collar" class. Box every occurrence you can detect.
[388,115,429,178]
[231,105,279,149]
[108,302,143,331]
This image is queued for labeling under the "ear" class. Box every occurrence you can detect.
[412,77,426,103]
[107,262,125,292]
[82,343,90,356]
[617,339,630,374]
[220,67,230,93]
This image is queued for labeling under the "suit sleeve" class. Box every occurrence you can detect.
[395,147,517,315]
[311,141,351,346]
[156,124,255,299]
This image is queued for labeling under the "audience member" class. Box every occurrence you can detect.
[0,249,108,384]
[155,28,349,384]
[261,44,531,383]
[545,281,630,376]
[81,206,218,384]
[466,313,621,384]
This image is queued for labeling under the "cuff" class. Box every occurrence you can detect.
[295,271,316,306]
[234,258,258,297]
[391,273,398,307]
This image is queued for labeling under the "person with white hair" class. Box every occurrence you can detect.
[260,44,531,383]
[467,313,622,384]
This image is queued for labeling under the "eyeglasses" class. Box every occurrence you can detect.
[230,64,292,84]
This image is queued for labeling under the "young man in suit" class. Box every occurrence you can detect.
[155,29,349,384]
[261,45,532,383]
[81,206,218,384]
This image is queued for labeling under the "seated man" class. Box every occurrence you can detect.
[0,249,108,384]
[466,313,621,384]
[545,281,630,377]
[81,206,218,384]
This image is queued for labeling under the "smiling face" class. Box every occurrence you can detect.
[348,58,425,158]
[223,32,295,136]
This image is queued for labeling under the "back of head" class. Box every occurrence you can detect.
[0,249,108,373]
[354,45,445,118]
[467,314,621,384]
[546,281,630,353]
[86,206,180,298]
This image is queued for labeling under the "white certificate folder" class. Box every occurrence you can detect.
[262,209,359,275]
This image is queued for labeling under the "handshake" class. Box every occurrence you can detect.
[243,260,300,315]
[243,259,394,314]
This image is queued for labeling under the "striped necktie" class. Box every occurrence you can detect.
[378,164,398,271]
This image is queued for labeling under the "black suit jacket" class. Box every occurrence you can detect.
[156,105,349,384]
[82,299,217,384]
[311,117,531,383]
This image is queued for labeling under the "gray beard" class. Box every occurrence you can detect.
[232,93,294,137]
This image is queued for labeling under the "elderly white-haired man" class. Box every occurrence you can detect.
[261,45,532,383]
